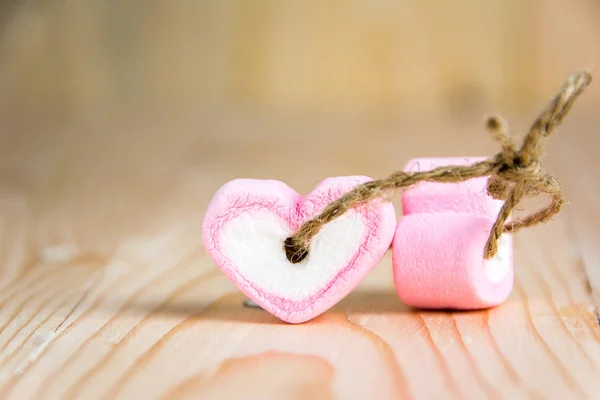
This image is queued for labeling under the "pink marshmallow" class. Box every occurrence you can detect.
[203,176,397,323]
[392,157,514,309]
[402,157,502,216]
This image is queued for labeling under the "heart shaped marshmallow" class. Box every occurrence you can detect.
[202,176,397,323]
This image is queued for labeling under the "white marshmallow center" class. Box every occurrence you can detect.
[485,235,511,284]
[220,209,366,301]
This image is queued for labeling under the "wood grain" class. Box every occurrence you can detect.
[2,0,600,119]
[1,2,600,399]
[0,107,599,400]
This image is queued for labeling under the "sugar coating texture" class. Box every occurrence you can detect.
[203,176,397,323]
[393,157,514,310]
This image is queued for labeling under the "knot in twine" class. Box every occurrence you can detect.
[284,70,592,264]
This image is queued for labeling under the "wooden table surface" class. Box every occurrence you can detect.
[0,106,599,399]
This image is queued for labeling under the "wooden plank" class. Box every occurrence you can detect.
[3,0,600,118]
[0,107,599,399]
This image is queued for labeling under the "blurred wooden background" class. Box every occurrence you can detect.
[0,2,599,399]
[1,0,599,121]
[1,0,599,266]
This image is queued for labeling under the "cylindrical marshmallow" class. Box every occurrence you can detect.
[392,157,514,310]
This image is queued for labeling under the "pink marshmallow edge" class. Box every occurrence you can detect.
[402,156,505,216]
[392,157,514,310]
[392,214,514,309]
[202,176,397,323]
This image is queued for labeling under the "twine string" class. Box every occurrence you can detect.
[284,70,592,264]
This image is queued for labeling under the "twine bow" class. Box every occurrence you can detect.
[284,70,592,264]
